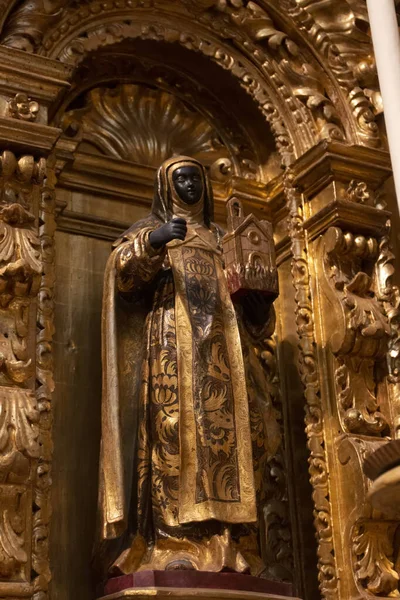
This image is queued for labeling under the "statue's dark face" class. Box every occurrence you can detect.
[172,165,204,205]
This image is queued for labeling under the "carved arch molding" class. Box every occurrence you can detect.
[0,3,398,600]
[0,0,384,161]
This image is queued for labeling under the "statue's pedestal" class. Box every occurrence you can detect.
[99,571,298,600]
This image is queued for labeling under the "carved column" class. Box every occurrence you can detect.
[275,141,400,600]
[0,47,71,599]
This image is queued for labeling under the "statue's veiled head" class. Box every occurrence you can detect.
[152,156,214,226]
[172,165,204,205]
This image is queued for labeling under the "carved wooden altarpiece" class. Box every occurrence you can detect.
[0,2,399,600]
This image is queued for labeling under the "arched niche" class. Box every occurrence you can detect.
[1,3,374,600]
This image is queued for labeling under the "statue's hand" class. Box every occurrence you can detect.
[149,218,187,249]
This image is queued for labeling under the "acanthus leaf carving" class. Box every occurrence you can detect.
[0,486,29,581]
[0,0,383,149]
[0,199,42,385]
[353,520,400,597]
[0,387,40,483]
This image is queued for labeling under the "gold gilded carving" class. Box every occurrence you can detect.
[1,0,68,52]
[288,0,381,147]
[205,0,345,145]
[375,225,400,436]
[0,387,39,479]
[63,84,234,178]
[337,436,400,598]
[0,149,53,597]
[1,0,383,152]
[60,52,259,180]
[345,180,380,208]
[352,521,399,597]
[323,227,390,436]
[284,174,337,598]
[32,4,297,165]
[344,179,386,210]
[55,15,297,165]
[0,390,37,583]
[32,168,57,598]
[292,0,374,85]
[0,153,45,387]
[8,93,39,122]
[0,485,29,580]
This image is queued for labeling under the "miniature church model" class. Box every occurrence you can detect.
[223,198,279,301]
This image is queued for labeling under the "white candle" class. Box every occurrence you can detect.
[367,0,400,215]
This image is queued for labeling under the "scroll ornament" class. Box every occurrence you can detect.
[323,226,391,436]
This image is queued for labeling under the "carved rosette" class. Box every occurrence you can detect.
[0,150,50,597]
[8,93,40,122]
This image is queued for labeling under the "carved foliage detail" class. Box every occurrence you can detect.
[345,180,386,210]
[0,0,382,149]
[0,387,40,482]
[0,486,29,581]
[204,0,345,144]
[323,227,390,436]
[0,150,48,591]
[288,0,381,147]
[0,152,45,387]
[353,521,399,597]
[0,378,40,583]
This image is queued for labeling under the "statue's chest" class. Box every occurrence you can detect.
[167,229,223,278]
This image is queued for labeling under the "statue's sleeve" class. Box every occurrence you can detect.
[116,226,166,293]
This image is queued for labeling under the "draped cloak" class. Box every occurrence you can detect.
[98,157,280,573]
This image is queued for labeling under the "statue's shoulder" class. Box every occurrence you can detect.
[112,214,162,249]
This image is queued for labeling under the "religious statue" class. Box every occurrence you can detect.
[98,156,280,578]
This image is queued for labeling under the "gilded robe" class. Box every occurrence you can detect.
[99,157,280,575]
